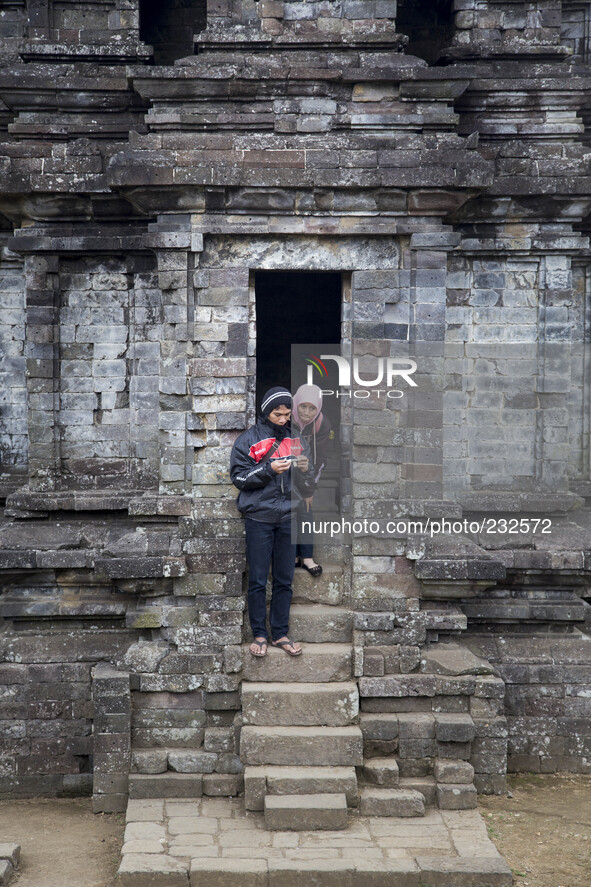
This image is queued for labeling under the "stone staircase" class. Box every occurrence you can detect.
[241,581,363,830]
[238,560,476,829]
[124,556,503,824]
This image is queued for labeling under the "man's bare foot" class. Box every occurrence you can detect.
[249,637,267,657]
[271,637,302,656]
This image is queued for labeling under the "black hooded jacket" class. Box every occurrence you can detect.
[230,417,315,523]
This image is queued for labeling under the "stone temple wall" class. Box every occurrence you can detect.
[0,0,591,811]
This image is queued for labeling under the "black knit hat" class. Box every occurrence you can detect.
[260,386,292,416]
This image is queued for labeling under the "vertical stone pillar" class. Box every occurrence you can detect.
[24,253,60,491]
[536,253,574,492]
[146,223,193,495]
[91,663,131,814]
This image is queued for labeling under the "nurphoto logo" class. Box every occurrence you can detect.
[305,353,418,399]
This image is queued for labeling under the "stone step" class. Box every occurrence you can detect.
[359,757,399,787]
[240,725,363,767]
[435,758,475,785]
[437,782,478,810]
[242,643,352,683]
[241,604,353,644]
[291,564,345,605]
[128,772,242,799]
[185,856,513,887]
[131,748,242,776]
[359,673,503,698]
[241,681,358,727]
[358,786,425,818]
[399,776,437,807]
[264,792,348,831]
[244,765,358,810]
[289,604,353,643]
[128,773,203,799]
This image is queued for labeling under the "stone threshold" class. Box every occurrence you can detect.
[117,797,512,886]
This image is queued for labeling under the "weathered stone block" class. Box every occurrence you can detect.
[241,682,358,727]
[240,726,363,767]
[359,786,424,817]
[437,783,478,810]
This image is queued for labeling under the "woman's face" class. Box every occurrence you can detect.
[298,402,318,424]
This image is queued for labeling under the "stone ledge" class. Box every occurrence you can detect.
[458,492,583,514]
[415,855,512,886]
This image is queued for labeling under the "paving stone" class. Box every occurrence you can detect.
[124,822,167,843]
[168,817,219,836]
[359,787,425,818]
[265,793,348,831]
[240,726,363,766]
[241,682,359,727]
[451,831,504,859]
[127,800,166,821]
[122,840,167,855]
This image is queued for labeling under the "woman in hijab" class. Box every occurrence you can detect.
[292,383,332,578]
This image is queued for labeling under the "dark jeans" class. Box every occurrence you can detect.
[296,502,314,560]
[245,517,295,641]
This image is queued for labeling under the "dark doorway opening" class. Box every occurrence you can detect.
[255,271,343,512]
[139,0,207,65]
[397,0,454,64]
[254,271,342,412]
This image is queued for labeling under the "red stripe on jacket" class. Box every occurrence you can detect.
[248,437,304,462]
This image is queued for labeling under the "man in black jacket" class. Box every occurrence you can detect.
[230,386,315,658]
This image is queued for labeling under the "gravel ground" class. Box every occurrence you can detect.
[479,773,591,887]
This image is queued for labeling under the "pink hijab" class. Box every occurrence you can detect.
[293,384,323,434]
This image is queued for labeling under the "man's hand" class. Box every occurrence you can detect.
[271,458,291,474]
[295,455,309,472]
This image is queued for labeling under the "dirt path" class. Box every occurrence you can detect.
[0,798,124,887]
[0,775,589,886]
[479,773,591,887]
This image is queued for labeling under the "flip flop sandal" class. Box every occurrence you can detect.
[301,563,323,577]
[272,638,303,657]
[250,639,268,658]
